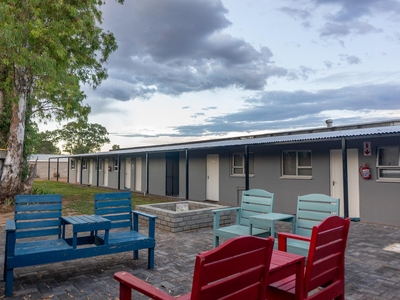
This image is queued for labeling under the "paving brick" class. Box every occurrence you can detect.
[1,221,400,299]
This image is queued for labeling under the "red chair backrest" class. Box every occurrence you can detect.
[304,216,350,296]
[190,235,274,300]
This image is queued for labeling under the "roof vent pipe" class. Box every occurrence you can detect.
[326,119,333,128]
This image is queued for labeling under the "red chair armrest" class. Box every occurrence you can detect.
[277,232,311,251]
[114,271,176,300]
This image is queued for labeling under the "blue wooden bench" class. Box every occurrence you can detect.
[277,193,340,256]
[3,192,157,297]
[212,189,274,248]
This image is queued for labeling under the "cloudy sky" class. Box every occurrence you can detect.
[61,0,400,150]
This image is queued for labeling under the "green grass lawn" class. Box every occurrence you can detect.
[33,180,173,215]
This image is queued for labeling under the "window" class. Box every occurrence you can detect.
[114,158,119,171]
[231,153,254,175]
[82,159,87,170]
[377,147,400,180]
[71,160,76,170]
[282,150,312,177]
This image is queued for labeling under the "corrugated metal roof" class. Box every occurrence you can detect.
[67,125,400,158]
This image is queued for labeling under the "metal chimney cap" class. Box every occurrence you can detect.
[326,119,333,127]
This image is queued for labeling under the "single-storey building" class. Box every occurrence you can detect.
[54,120,400,226]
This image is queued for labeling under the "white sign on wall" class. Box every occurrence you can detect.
[363,142,371,156]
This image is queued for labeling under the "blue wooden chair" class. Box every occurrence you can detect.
[212,189,274,248]
[94,192,157,269]
[4,194,72,296]
[277,193,340,256]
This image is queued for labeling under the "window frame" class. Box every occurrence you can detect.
[281,150,312,179]
[230,152,254,177]
[376,146,400,182]
[71,160,76,170]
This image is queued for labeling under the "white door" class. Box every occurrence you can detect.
[206,154,219,201]
[103,159,109,186]
[135,157,142,192]
[76,160,81,184]
[330,149,360,219]
[125,158,131,189]
[88,159,93,185]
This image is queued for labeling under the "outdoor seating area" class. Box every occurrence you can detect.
[1,191,400,299]
[3,192,157,297]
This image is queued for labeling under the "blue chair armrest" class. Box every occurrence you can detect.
[212,207,240,214]
[6,220,16,232]
[132,211,158,239]
[5,220,16,257]
[132,210,158,219]
[213,207,241,230]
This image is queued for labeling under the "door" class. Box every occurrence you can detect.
[125,158,131,189]
[166,153,179,196]
[206,154,219,201]
[103,159,109,186]
[330,149,360,219]
[76,160,81,184]
[135,157,142,192]
[88,159,93,185]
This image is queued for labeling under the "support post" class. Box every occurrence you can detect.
[146,153,149,195]
[342,137,349,218]
[185,150,189,200]
[245,146,250,191]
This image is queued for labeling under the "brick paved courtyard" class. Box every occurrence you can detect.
[1,220,400,299]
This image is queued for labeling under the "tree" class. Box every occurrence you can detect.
[32,131,61,154]
[111,144,120,150]
[56,121,110,154]
[0,0,123,202]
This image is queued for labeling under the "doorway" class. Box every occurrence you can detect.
[103,159,109,187]
[166,152,179,196]
[135,157,142,192]
[76,160,81,184]
[88,159,93,185]
[125,158,131,189]
[330,149,360,219]
[206,154,219,201]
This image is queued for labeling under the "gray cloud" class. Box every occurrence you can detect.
[278,7,311,20]
[320,21,382,38]
[167,83,400,136]
[324,61,333,69]
[281,0,400,39]
[314,0,400,22]
[202,107,218,111]
[191,113,205,119]
[97,0,288,101]
[339,54,362,65]
[287,66,316,81]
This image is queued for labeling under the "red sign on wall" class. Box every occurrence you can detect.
[363,142,371,156]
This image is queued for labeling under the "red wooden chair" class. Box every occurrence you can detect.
[267,216,350,300]
[114,235,275,300]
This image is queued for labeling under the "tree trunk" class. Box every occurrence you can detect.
[20,159,37,195]
[0,89,27,202]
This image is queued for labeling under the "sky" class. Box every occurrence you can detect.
[44,0,400,151]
